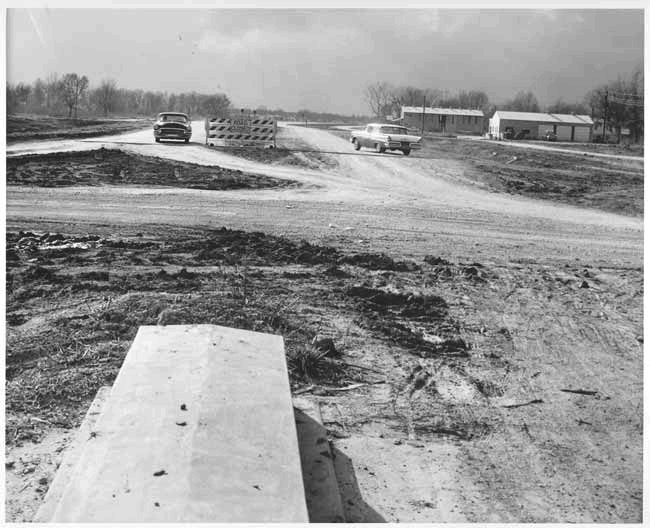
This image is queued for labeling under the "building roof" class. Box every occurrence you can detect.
[550,113,594,125]
[493,111,593,126]
[402,106,484,117]
[367,123,408,128]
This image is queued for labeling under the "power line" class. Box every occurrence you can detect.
[610,91,643,98]
[609,96,644,107]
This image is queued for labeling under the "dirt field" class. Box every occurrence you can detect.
[517,139,643,158]
[328,129,644,217]
[6,149,300,190]
[7,115,152,143]
[5,122,644,522]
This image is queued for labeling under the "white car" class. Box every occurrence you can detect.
[350,124,422,155]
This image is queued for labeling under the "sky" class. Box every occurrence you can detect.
[5,8,644,115]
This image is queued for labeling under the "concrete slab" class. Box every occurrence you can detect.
[33,386,112,522]
[293,397,345,522]
[46,325,308,522]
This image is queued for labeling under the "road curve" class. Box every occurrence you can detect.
[6,122,643,268]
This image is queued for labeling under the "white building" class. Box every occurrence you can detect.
[489,111,593,141]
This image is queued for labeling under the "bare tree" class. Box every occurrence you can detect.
[94,79,118,117]
[29,78,46,112]
[6,82,31,113]
[389,85,425,116]
[546,98,588,115]
[199,93,231,118]
[60,73,89,118]
[44,73,62,113]
[502,90,540,113]
[585,64,643,142]
[364,82,393,118]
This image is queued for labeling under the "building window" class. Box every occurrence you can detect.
[451,116,454,124]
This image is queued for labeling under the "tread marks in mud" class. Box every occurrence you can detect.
[346,285,468,358]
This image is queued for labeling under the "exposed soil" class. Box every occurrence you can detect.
[5,222,643,522]
[328,129,643,216]
[517,139,643,157]
[5,123,643,523]
[7,115,152,143]
[6,149,299,190]
[4,228,450,443]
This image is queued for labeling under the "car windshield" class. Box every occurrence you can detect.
[160,114,188,123]
[379,126,408,135]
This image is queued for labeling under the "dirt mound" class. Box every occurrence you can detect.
[193,229,340,266]
[21,265,58,282]
[7,149,298,191]
[347,285,467,357]
[366,317,467,357]
[423,255,452,266]
[347,286,448,318]
[339,253,419,272]
[7,115,151,142]
[324,265,351,278]
[424,257,492,283]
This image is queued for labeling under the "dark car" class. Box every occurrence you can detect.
[153,112,192,143]
[542,130,557,142]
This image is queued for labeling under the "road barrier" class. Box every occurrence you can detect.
[205,117,277,148]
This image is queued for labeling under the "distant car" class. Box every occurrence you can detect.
[542,130,557,142]
[153,112,192,143]
[350,124,422,155]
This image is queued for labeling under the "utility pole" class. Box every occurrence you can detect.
[421,95,426,136]
[602,89,609,143]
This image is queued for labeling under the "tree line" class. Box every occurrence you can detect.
[6,74,232,119]
[364,64,643,142]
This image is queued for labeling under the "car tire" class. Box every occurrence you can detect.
[155,138,161,143]
[375,143,385,153]
[402,148,411,156]
[353,138,361,151]
[185,138,189,143]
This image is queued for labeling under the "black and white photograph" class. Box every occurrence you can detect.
[4,5,645,523]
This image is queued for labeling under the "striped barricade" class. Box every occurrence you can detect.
[205,117,277,148]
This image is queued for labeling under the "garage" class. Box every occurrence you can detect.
[489,111,593,142]
[556,126,572,141]
[574,126,591,142]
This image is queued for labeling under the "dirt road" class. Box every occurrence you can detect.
[6,123,643,267]
[6,123,643,522]
[459,134,643,161]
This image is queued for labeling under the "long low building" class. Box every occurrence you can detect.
[401,106,485,134]
[489,111,594,141]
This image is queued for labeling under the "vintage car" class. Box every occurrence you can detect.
[350,124,422,155]
[153,112,192,143]
[542,130,558,142]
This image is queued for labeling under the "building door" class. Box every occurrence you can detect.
[439,115,446,133]
[573,127,591,142]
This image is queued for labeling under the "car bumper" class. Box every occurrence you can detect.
[154,129,192,139]
[386,142,421,149]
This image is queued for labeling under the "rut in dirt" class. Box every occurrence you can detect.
[6,226,478,445]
